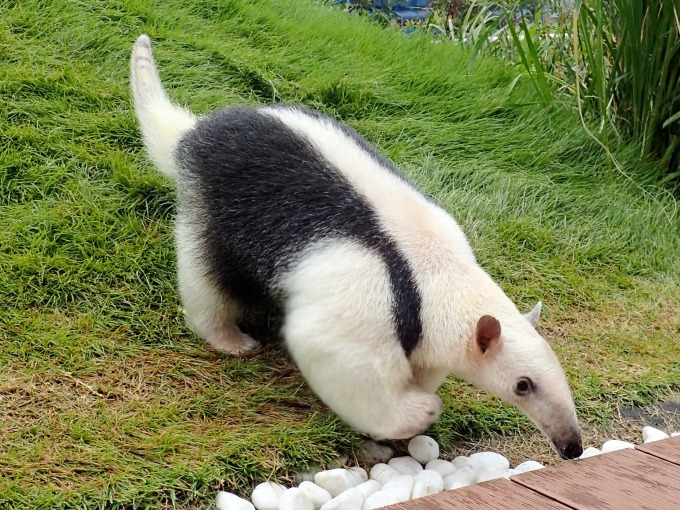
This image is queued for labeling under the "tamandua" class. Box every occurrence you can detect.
[130,35,583,459]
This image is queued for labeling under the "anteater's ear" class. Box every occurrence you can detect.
[476,315,501,354]
[524,301,542,328]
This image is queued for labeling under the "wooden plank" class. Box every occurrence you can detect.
[636,436,680,466]
[383,478,572,510]
[511,447,680,510]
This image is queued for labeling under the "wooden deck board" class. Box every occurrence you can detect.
[636,436,680,466]
[385,437,680,510]
[383,478,571,509]
[511,447,680,510]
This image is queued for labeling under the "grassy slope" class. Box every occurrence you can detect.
[1,0,678,508]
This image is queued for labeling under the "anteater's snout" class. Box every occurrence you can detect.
[555,433,583,460]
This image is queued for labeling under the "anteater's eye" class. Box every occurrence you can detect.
[514,377,533,396]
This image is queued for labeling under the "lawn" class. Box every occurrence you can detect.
[1,0,678,508]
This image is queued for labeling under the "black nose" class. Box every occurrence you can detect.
[559,440,583,460]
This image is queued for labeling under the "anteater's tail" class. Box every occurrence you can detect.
[130,35,196,179]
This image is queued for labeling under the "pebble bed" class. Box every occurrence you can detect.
[216,426,680,510]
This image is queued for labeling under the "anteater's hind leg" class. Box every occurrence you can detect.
[282,241,442,439]
[175,218,259,355]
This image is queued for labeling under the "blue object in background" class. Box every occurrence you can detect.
[392,0,432,22]
[333,1,433,22]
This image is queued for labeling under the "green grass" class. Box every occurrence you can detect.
[1,0,679,508]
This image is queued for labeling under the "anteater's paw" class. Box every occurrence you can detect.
[207,326,260,356]
[385,392,443,440]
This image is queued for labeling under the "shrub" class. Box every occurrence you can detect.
[444,0,679,186]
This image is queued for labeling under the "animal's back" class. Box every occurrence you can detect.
[174,104,424,353]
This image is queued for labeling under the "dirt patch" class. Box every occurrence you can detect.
[619,400,680,429]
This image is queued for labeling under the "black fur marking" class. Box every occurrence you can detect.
[134,56,153,63]
[137,39,151,49]
[175,105,422,355]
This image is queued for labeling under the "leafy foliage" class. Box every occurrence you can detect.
[437,0,680,186]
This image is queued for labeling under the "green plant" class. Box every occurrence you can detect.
[453,1,680,186]
[573,0,680,183]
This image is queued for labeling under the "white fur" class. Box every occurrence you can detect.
[131,35,196,179]
[524,301,542,327]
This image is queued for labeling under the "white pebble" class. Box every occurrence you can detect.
[369,464,401,485]
[348,466,368,484]
[476,468,505,483]
[388,456,423,475]
[672,432,680,437]
[252,482,287,510]
[320,487,363,510]
[468,452,510,471]
[642,426,669,443]
[580,447,603,459]
[355,480,382,500]
[514,460,545,473]
[443,467,476,490]
[315,469,360,498]
[279,488,313,510]
[451,456,473,470]
[411,470,444,499]
[601,439,635,453]
[407,435,440,464]
[298,481,332,509]
[216,492,255,510]
[425,459,456,477]
[362,491,398,509]
[382,474,414,502]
